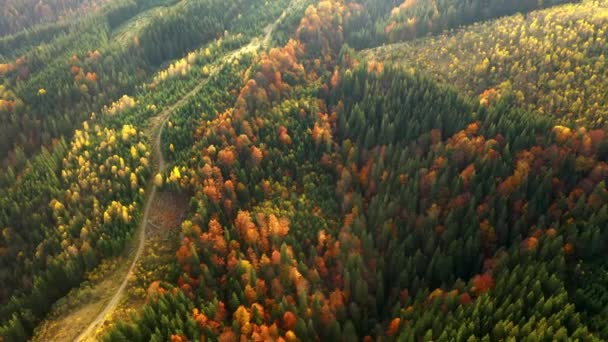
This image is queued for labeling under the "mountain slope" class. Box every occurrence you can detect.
[101,0,608,340]
[362,0,608,126]
[3,0,608,341]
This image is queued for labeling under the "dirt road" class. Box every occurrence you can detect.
[72,3,298,339]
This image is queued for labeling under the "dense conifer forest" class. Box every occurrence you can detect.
[2,0,608,341]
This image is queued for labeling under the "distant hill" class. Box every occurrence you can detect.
[0,0,111,37]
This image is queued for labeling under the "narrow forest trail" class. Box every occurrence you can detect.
[74,72,216,342]
[72,4,297,340]
[72,100,168,342]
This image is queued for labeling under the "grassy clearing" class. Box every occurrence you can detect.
[110,6,164,47]
[92,191,189,339]
[31,255,131,342]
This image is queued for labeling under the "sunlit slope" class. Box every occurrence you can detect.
[362,0,608,127]
[0,0,281,171]
[383,0,578,43]
[0,0,292,340]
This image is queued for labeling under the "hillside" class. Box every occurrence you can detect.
[362,0,608,126]
[382,0,578,43]
[104,1,608,340]
[2,0,608,341]
[0,0,293,340]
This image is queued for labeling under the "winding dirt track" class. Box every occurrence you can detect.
[72,2,303,338]
[73,89,176,342]
[74,67,225,342]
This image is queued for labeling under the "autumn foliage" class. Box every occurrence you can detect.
[94,0,608,341]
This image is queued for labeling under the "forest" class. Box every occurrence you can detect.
[2,0,608,341]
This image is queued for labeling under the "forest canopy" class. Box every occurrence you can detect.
[2,0,608,341]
